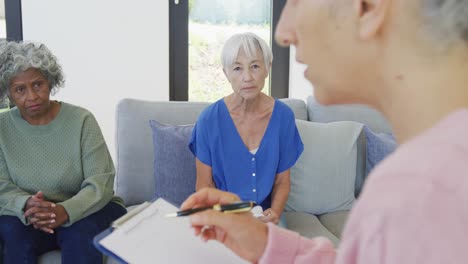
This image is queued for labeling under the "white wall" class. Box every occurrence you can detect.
[21,0,310,159]
[0,0,4,18]
[288,46,313,101]
[22,0,169,158]
[0,0,5,38]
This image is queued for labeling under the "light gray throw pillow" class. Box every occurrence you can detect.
[149,120,196,206]
[286,120,363,215]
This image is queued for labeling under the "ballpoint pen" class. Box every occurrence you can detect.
[165,201,256,217]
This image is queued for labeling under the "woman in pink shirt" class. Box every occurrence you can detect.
[181,0,468,263]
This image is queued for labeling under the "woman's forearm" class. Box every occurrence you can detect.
[196,178,215,190]
[270,170,291,215]
[195,158,215,191]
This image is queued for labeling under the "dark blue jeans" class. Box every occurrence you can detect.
[0,202,126,264]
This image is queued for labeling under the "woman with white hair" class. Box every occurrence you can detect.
[182,0,468,263]
[189,32,303,225]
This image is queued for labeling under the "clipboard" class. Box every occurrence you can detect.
[93,198,248,264]
[94,227,128,263]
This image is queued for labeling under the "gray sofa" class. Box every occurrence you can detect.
[114,96,391,246]
[3,96,391,263]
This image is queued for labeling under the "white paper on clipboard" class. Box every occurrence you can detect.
[98,198,248,264]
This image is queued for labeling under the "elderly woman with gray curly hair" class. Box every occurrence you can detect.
[0,41,126,263]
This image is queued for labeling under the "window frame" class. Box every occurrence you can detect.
[1,0,22,109]
[4,0,23,41]
[169,0,289,101]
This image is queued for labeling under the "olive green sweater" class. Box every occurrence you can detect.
[0,102,123,226]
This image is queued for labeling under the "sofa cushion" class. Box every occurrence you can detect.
[37,250,116,264]
[149,120,196,206]
[284,212,340,246]
[287,120,363,215]
[364,126,397,175]
[354,129,367,197]
[115,99,210,206]
[318,210,349,239]
[38,251,61,264]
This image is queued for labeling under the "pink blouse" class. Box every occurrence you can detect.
[259,109,468,264]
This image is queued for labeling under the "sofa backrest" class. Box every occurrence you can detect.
[307,96,392,133]
[115,98,307,206]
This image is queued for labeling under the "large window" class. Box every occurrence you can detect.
[170,0,289,101]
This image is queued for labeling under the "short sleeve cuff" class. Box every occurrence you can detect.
[196,154,212,167]
[259,223,300,264]
[277,142,304,173]
[188,131,212,167]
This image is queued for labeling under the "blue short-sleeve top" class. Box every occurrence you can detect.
[189,99,304,209]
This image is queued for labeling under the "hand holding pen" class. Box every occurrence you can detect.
[180,188,268,263]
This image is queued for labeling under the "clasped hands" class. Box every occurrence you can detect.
[23,191,69,234]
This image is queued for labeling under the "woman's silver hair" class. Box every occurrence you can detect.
[0,41,64,100]
[423,0,468,45]
[221,32,273,70]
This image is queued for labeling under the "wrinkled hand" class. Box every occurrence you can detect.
[23,191,68,234]
[181,188,269,263]
[47,204,69,229]
[24,191,55,212]
[24,191,56,233]
[258,208,279,224]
